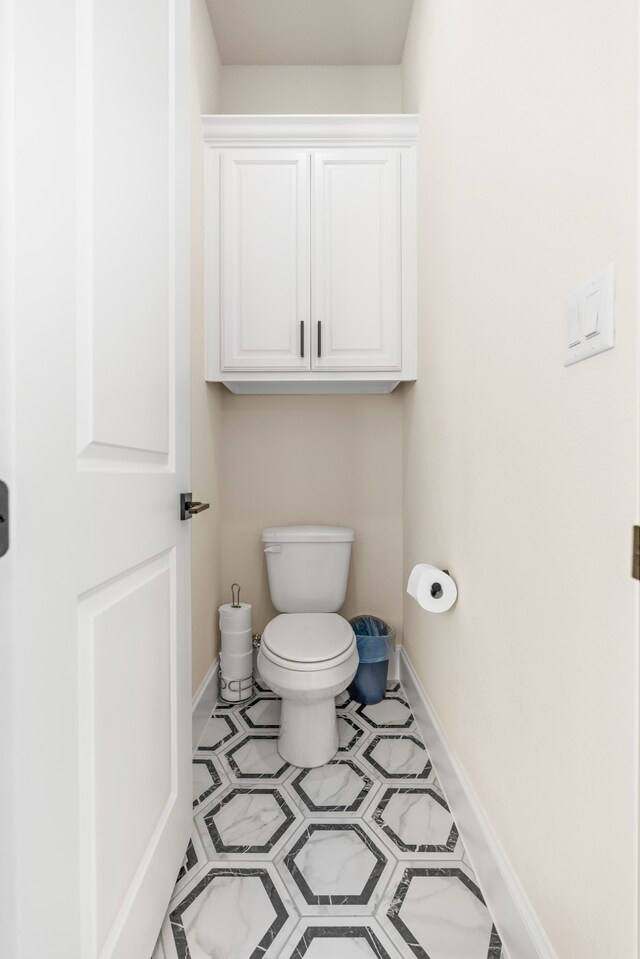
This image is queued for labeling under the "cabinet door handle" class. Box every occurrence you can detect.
[317,320,322,358]
[300,320,304,358]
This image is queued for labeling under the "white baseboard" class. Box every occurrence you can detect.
[387,644,401,680]
[191,657,219,754]
[400,648,557,959]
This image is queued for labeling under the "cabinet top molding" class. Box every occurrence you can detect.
[201,114,419,147]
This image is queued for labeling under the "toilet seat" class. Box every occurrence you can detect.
[262,613,355,671]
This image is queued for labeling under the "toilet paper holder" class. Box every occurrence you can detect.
[407,564,457,613]
[430,569,450,600]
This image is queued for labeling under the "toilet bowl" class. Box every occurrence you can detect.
[258,613,358,767]
[258,525,356,767]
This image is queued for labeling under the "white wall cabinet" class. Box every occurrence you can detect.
[203,116,418,394]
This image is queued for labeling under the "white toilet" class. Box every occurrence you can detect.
[257,525,359,768]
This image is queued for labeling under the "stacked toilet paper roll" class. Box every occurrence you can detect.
[219,601,253,702]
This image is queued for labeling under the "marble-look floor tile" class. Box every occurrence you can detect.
[359,735,433,782]
[155,681,504,959]
[337,715,367,754]
[159,861,298,959]
[285,759,376,817]
[192,755,228,809]
[277,820,394,917]
[367,786,463,860]
[197,713,241,752]
[335,689,356,711]
[196,785,299,860]
[355,697,415,731]
[254,674,278,697]
[239,696,282,730]
[173,828,209,900]
[378,860,502,959]
[280,916,405,959]
[223,734,293,782]
[214,690,255,710]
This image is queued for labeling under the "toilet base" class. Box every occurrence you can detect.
[278,697,339,768]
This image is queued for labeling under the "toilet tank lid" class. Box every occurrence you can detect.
[262,525,354,543]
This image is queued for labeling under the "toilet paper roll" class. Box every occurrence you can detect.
[221,627,252,649]
[219,602,252,629]
[221,648,253,680]
[407,564,457,613]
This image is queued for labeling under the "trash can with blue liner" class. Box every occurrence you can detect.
[348,615,395,705]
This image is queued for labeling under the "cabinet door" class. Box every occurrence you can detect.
[312,150,401,370]
[221,150,310,370]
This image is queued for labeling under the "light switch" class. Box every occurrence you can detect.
[584,289,600,338]
[564,264,614,366]
[566,298,581,348]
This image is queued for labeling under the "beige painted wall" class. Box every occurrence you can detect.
[221,394,404,641]
[190,0,225,695]
[216,64,405,645]
[220,65,402,113]
[402,1,639,956]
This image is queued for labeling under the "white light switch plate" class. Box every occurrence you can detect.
[564,264,615,366]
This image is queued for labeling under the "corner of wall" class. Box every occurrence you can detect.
[190,0,224,695]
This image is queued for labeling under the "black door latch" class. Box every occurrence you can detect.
[0,481,8,557]
[180,493,210,521]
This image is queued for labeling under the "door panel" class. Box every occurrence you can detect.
[221,150,310,370]
[77,0,174,465]
[78,552,177,955]
[5,0,192,957]
[312,150,401,370]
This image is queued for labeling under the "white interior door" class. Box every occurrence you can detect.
[312,149,402,370]
[2,2,192,958]
[220,149,310,370]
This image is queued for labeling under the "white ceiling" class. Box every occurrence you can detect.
[205,0,415,66]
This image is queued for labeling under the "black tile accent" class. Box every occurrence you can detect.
[287,925,393,959]
[355,695,415,730]
[240,697,282,729]
[198,713,239,750]
[372,787,459,853]
[337,715,365,752]
[203,787,296,855]
[254,676,279,696]
[284,822,388,907]
[336,690,355,710]
[363,735,432,781]
[176,839,198,883]
[291,759,374,814]
[387,867,502,959]
[225,735,291,780]
[192,757,222,808]
[169,867,289,959]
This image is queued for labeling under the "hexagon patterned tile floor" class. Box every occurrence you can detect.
[153,681,505,959]
[285,759,375,816]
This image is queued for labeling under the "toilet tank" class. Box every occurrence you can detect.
[262,525,354,613]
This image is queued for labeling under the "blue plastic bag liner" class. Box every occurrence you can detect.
[353,635,390,664]
[348,615,394,705]
[350,614,391,638]
[349,616,394,663]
